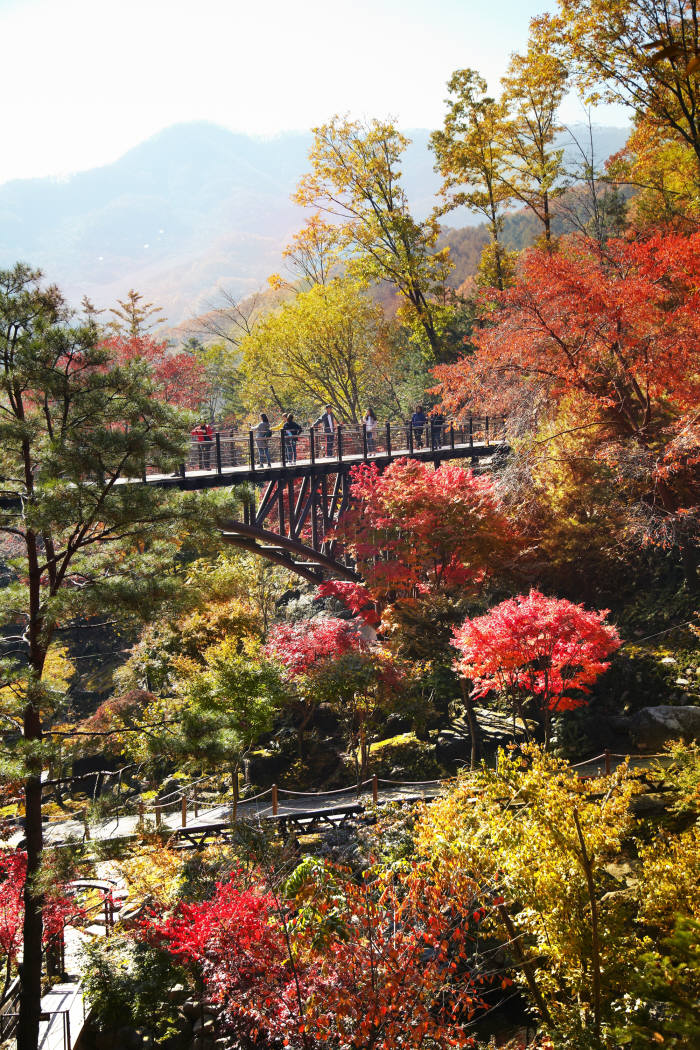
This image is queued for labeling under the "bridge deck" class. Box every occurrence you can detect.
[139,438,504,490]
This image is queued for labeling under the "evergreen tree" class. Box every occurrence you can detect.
[108,288,165,337]
[0,264,198,1050]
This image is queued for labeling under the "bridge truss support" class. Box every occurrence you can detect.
[220,469,359,583]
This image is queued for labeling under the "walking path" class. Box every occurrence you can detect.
[9,751,671,851]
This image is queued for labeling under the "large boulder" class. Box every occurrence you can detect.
[608,705,700,750]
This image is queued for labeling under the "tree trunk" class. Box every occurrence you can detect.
[573,809,602,1046]
[543,708,552,751]
[459,680,481,770]
[681,543,699,593]
[18,761,43,1050]
[359,730,369,783]
[543,191,551,244]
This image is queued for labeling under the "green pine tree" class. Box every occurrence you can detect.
[0,264,218,1050]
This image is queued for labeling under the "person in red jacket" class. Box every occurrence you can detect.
[192,421,214,469]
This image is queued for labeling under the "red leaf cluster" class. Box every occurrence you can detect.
[316,581,380,626]
[434,232,700,436]
[144,865,487,1049]
[334,460,514,610]
[452,589,621,714]
[0,850,85,964]
[265,618,366,678]
[102,335,208,410]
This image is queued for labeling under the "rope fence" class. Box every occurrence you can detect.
[9,748,680,844]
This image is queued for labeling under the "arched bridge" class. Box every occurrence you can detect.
[142,417,507,582]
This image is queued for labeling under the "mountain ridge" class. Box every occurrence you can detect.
[0,120,630,324]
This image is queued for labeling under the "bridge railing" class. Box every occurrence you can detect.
[144,416,507,479]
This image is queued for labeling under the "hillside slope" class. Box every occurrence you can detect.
[0,121,629,323]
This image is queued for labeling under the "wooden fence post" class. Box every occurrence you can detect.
[181,795,187,827]
[138,801,145,824]
[604,748,611,775]
[372,774,378,804]
[272,783,278,816]
[193,786,199,818]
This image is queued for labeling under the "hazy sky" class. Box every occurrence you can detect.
[0,0,628,185]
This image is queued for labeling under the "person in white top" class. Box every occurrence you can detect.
[363,407,377,454]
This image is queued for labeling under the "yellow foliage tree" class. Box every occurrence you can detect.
[415,745,639,1044]
[500,14,569,243]
[558,0,700,165]
[294,116,452,358]
[239,279,391,422]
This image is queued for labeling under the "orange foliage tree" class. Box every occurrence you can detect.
[145,862,490,1050]
[432,231,700,584]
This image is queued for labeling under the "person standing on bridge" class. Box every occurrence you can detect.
[430,408,445,450]
[410,405,427,449]
[252,413,272,467]
[282,412,302,464]
[363,407,377,454]
[192,420,214,469]
[314,404,337,457]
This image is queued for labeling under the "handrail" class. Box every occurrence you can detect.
[143,415,508,481]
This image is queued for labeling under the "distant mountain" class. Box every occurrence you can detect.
[0,120,630,325]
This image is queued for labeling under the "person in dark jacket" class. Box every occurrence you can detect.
[314,405,337,457]
[282,412,302,463]
[430,409,445,450]
[410,405,427,449]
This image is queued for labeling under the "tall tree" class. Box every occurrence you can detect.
[431,69,514,289]
[558,0,700,166]
[108,288,165,337]
[432,232,700,585]
[500,14,569,243]
[294,116,452,358]
[0,264,196,1050]
[239,278,389,422]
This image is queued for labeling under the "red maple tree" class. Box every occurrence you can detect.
[265,618,403,777]
[265,618,365,678]
[452,590,621,746]
[0,850,25,997]
[145,863,488,1050]
[0,850,84,994]
[331,460,515,612]
[102,335,208,410]
[264,618,367,757]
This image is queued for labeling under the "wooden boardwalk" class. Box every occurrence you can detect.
[13,779,444,850]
